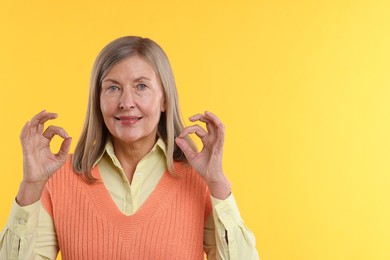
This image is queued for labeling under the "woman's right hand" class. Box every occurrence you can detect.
[16,110,72,206]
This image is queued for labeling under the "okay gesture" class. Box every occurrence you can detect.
[175,111,231,199]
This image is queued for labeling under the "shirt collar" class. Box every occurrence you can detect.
[93,137,167,167]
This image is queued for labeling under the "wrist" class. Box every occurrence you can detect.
[16,181,46,206]
[207,176,232,200]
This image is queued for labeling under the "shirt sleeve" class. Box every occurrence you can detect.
[0,200,58,260]
[204,193,260,260]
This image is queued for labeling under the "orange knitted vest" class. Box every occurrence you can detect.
[41,157,212,260]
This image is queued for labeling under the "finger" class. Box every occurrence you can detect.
[20,121,31,141]
[42,126,69,140]
[190,111,222,124]
[189,112,225,138]
[188,113,216,137]
[175,137,197,161]
[56,137,72,159]
[189,114,210,124]
[204,111,224,128]
[205,111,225,136]
[179,125,208,139]
[30,111,58,133]
[204,110,218,119]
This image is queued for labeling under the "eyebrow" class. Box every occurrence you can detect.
[102,78,120,84]
[133,76,152,82]
[102,76,152,84]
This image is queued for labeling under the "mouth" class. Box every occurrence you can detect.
[115,116,142,124]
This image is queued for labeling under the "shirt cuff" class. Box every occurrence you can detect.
[210,193,243,229]
[6,199,41,236]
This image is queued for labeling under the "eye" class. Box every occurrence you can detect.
[136,83,147,90]
[108,85,120,91]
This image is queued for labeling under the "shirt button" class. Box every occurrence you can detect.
[18,219,26,225]
[136,172,142,179]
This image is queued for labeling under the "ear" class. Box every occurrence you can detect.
[161,97,166,112]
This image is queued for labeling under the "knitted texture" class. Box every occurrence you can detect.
[41,156,212,260]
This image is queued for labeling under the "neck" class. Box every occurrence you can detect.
[112,137,157,183]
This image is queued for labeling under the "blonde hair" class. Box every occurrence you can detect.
[73,36,196,182]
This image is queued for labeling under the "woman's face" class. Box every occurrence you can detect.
[100,56,165,148]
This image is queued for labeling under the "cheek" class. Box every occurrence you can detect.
[99,98,106,115]
[100,97,114,115]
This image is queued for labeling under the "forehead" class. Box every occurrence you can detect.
[104,56,157,80]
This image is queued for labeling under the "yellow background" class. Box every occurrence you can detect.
[1,0,390,259]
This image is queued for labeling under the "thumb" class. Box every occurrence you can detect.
[57,137,72,159]
[175,137,196,161]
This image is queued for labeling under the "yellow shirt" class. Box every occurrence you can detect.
[0,139,259,260]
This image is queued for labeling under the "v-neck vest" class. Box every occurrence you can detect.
[41,156,212,260]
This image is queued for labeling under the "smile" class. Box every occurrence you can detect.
[115,116,142,125]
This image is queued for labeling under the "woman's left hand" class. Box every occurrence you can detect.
[175,111,231,199]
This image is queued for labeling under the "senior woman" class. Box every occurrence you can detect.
[0,36,259,259]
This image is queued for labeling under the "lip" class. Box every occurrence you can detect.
[115,116,142,125]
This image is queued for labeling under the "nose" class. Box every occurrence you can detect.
[119,89,135,110]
